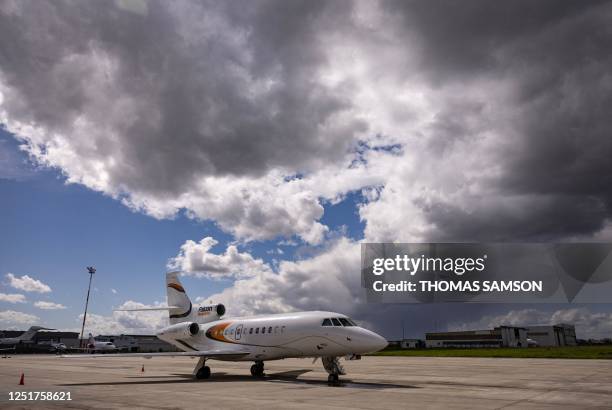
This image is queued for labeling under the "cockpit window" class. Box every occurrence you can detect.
[347,318,358,326]
[331,318,342,326]
[322,318,332,326]
[338,318,353,327]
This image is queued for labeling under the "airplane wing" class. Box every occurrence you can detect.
[61,349,249,360]
[0,346,16,352]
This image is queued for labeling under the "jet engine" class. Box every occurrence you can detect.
[157,322,200,339]
[195,303,226,323]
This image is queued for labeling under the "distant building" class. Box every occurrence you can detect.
[526,324,577,347]
[0,329,79,352]
[426,326,527,348]
[400,339,425,349]
[96,334,179,352]
[34,331,80,348]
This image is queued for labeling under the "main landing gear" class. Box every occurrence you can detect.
[250,361,265,377]
[193,357,211,379]
[196,365,211,379]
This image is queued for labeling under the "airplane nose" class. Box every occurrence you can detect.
[358,329,388,353]
[370,333,388,352]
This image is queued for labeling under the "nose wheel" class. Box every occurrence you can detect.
[250,361,265,377]
[328,374,339,384]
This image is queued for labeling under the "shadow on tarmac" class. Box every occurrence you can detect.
[59,369,418,390]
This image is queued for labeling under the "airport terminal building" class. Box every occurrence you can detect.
[426,326,528,348]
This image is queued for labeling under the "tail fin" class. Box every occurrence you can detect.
[18,326,54,342]
[166,271,193,325]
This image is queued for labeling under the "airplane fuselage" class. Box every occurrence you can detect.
[157,311,386,361]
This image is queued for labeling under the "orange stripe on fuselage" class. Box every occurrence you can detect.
[205,322,237,344]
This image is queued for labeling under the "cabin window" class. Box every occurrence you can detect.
[339,318,353,327]
[331,318,342,326]
[255,328,259,334]
[268,326,272,334]
[249,328,253,334]
[321,318,332,326]
[262,327,266,334]
[274,326,279,334]
[281,326,286,333]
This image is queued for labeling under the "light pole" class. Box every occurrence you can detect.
[79,266,96,348]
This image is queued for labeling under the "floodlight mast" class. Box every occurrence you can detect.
[79,266,96,348]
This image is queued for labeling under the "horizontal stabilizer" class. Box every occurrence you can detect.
[113,306,180,312]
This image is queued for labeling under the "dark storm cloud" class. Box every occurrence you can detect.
[0,0,364,195]
[387,0,612,241]
[2,0,612,242]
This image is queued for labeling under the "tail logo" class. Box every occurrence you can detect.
[167,283,185,293]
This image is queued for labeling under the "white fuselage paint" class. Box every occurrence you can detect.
[157,311,387,361]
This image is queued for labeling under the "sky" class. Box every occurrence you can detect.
[1,0,612,340]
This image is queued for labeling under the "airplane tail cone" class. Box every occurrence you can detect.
[19,373,24,385]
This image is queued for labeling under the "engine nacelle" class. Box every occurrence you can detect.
[195,303,225,323]
[157,322,199,339]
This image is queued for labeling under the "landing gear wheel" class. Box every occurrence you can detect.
[196,365,211,379]
[250,362,264,377]
[328,374,339,384]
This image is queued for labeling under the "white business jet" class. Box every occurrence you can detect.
[67,272,387,383]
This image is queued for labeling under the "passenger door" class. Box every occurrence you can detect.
[235,324,243,340]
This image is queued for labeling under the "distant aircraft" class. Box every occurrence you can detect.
[48,342,68,353]
[66,272,387,383]
[0,326,55,351]
[86,334,118,353]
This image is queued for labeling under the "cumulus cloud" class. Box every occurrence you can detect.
[5,273,51,293]
[168,237,273,279]
[0,309,39,327]
[450,307,612,339]
[79,300,168,335]
[1,1,610,245]
[33,301,66,310]
[197,237,364,318]
[0,292,26,303]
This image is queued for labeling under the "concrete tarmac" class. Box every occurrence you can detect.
[0,354,611,409]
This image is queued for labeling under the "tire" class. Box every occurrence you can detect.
[196,366,211,379]
[250,363,264,377]
[328,374,339,384]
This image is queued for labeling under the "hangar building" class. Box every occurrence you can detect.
[526,324,576,347]
[96,334,179,352]
[426,326,528,348]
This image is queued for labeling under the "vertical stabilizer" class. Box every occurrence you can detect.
[166,271,193,325]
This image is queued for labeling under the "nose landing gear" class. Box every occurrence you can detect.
[322,356,345,385]
[250,360,265,377]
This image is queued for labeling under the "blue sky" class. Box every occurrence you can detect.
[0,129,365,332]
